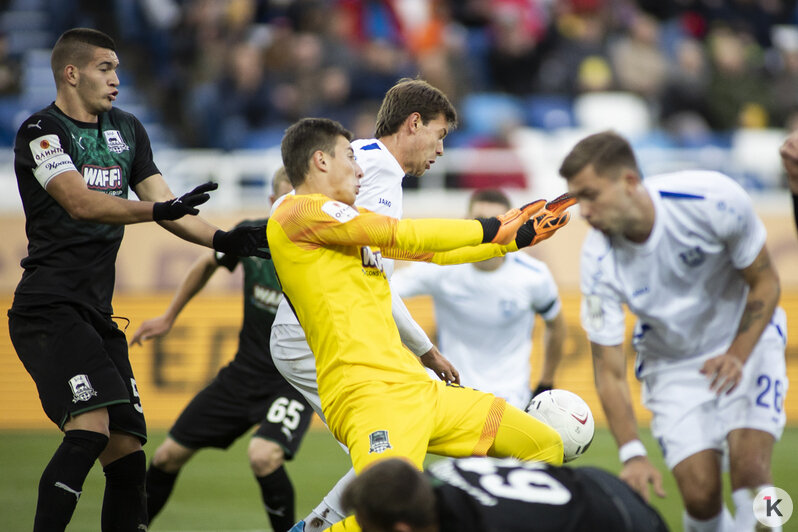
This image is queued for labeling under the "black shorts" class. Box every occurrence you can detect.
[8,302,147,442]
[579,467,669,532]
[169,364,313,458]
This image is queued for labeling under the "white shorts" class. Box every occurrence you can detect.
[642,308,788,470]
[270,322,326,423]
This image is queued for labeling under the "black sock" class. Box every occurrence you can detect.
[145,462,179,523]
[34,429,109,532]
[101,449,147,532]
[256,466,295,532]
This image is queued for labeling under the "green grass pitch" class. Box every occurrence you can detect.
[2,427,797,531]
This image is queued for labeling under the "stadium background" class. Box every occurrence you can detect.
[1,1,798,530]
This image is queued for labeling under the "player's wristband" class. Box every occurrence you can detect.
[618,439,647,463]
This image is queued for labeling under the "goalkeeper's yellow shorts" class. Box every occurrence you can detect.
[327,379,562,474]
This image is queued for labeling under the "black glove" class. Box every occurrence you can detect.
[213,224,270,259]
[153,182,218,221]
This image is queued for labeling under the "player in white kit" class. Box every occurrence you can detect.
[392,188,566,410]
[560,131,787,532]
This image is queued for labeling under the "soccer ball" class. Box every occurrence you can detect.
[525,389,595,462]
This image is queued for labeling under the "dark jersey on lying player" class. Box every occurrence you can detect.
[428,457,668,532]
[13,103,158,313]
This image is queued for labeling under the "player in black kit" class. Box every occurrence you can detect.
[8,28,267,532]
[342,457,669,532]
[130,168,313,532]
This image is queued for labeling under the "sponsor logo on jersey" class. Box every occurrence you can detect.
[27,119,42,129]
[103,129,129,153]
[253,283,283,311]
[378,197,391,207]
[71,133,85,151]
[83,165,123,190]
[321,200,359,222]
[631,286,649,298]
[368,430,392,453]
[679,246,706,267]
[29,134,65,163]
[44,158,73,173]
[69,374,98,403]
[360,246,384,274]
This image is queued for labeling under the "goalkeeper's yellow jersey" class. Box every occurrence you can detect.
[268,193,494,415]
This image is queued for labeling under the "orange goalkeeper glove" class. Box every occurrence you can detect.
[515,192,577,248]
[478,200,546,245]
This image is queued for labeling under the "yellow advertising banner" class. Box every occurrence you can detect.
[1,292,795,430]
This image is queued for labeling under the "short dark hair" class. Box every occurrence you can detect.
[469,188,511,211]
[558,130,640,181]
[51,28,116,86]
[375,78,458,138]
[281,118,353,187]
[341,458,436,530]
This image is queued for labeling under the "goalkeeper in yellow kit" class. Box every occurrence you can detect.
[268,118,565,490]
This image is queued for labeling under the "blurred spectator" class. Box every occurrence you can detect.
[536,7,612,95]
[486,0,550,95]
[610,12,668,101]
[0,34,20,96]
[660,37,712,142]
[397,0,472,103]
[3,0,798,157]
[770,26,798,128]
[706,26,770,129]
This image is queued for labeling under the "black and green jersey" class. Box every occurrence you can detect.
[429,458,667,532]
[12,103,159,313]
[216,218,283,378]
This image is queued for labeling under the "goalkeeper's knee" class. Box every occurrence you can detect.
[489,404,564,465]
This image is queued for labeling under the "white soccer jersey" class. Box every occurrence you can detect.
[580,170,767,378]
[393,254,562,409]
[272,138,406,328]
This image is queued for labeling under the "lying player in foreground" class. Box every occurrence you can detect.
[342,456,669,532]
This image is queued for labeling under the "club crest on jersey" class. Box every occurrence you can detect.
[103,130,129,153]
[69,374,97,403]
[360,246,384,274]
[679,246,706,267]
[368,430,392,454]
[499,299,518,318]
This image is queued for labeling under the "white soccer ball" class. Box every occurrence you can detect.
[525,389,595,462]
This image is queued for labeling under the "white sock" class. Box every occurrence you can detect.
[733,487,757,531]
[302,467,357,532]
[682,506,733,532]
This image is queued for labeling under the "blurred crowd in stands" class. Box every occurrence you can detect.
[1,0,798,154]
